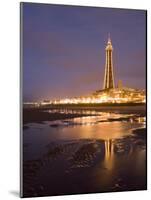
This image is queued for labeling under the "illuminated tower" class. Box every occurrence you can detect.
[103,35,115,89]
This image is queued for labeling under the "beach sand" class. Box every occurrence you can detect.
[22,104,146,197]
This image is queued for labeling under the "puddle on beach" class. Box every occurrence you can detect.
[23,110,146,197]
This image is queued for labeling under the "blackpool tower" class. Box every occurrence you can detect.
[103,35,115,89]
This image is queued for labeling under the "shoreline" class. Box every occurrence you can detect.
[23,104,146,125]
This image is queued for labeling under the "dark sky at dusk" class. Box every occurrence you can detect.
[22,3,146,102]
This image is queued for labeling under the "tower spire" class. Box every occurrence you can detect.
[108,33,111,43]
[108,32,110,40]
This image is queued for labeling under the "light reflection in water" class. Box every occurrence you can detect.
[104,139,114,171]
[23,109,146,194]
[26,112,146,142]
[24,111,146,165]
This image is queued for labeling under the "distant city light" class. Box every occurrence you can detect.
[36,87,145,106]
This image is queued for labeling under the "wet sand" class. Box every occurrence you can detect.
[23,128,146,197]
[23,104,146,124]
[23,108,97,124]
[22,105,146,197]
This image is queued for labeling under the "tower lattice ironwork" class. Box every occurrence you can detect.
[103,35,115,89]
